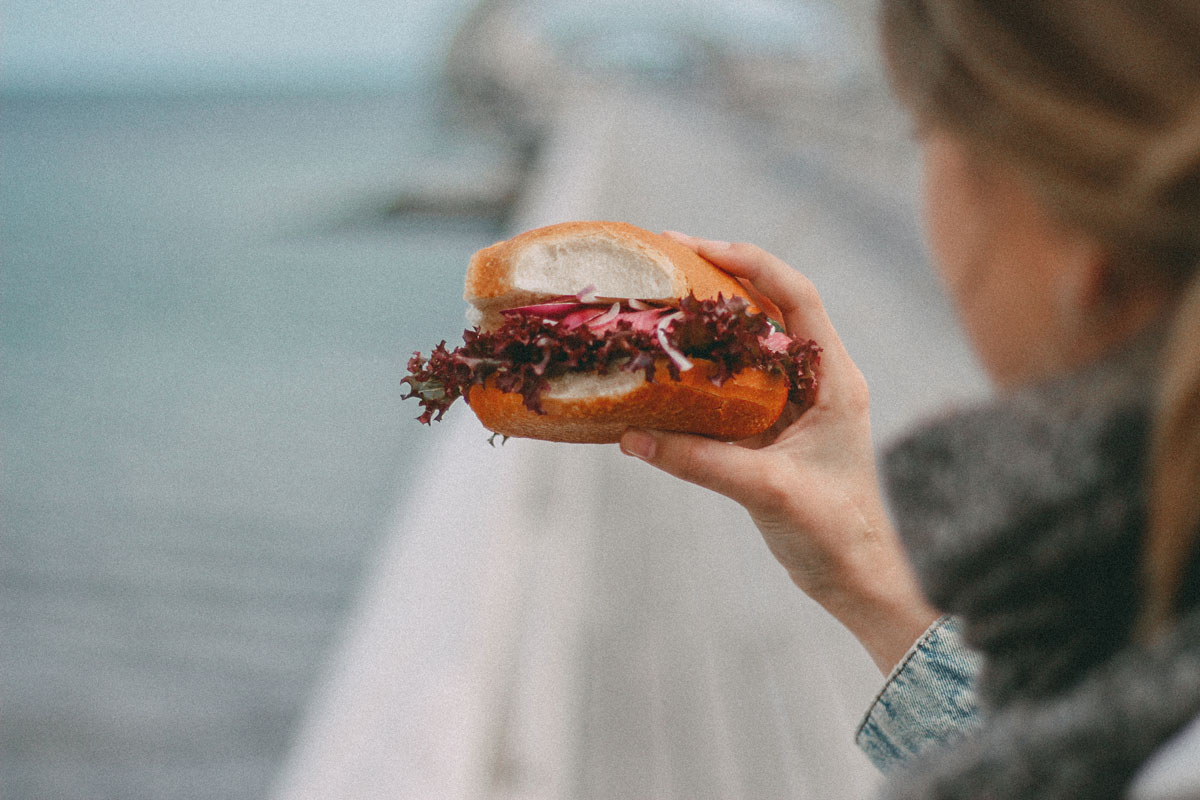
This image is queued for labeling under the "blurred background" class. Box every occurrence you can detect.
[1,1,986,799]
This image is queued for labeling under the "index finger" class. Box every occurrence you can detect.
[663,232,839,348]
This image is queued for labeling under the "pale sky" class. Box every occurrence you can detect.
[2,0,478,91]
[1,0,858,92]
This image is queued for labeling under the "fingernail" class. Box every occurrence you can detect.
[662,230,694,242]
[663,230,729,250]
[620,429,656,460]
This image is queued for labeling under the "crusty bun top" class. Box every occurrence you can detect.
[464,221,755,329]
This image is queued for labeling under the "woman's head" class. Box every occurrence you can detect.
[878,0,1200,627]
[881,1,1200,276]
[918,127,1168,386]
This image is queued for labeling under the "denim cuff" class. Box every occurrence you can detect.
[855,615,983,772]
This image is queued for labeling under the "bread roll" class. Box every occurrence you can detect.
[456,221,796,443]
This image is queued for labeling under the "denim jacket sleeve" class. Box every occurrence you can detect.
[855,615,984,772]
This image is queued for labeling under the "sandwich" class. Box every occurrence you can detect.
[402,220,820,443]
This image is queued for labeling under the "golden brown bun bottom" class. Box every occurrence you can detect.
[466,360,788,444]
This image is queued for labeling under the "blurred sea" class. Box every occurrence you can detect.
[0,86,507,800]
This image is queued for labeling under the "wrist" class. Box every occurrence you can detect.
[795,535,939,674]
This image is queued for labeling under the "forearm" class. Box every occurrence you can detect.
[622,233,940,672]
[789,508,940,674]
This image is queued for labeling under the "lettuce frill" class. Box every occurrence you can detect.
[402,293,820,426]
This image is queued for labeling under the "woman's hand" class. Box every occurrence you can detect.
[619,233,938,673]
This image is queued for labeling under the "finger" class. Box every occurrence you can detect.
[620,427,777,509]
[661,231,859,397]
[702,242,839,348]
[661,231,783,323]
[663,232,837,346]
[662,230,719,251]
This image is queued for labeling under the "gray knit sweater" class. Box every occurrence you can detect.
[878,330,1200,799]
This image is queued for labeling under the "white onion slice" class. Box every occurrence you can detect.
[561,308,604,329]
[656,311,694,372]
[501,301,581,318]
[586,301,622,330]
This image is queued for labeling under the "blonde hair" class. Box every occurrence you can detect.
[879,0,1200,628]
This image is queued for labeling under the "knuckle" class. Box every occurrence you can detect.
[748,456,795,509]
[726,241,773,271]
[659,433,711,483]
[842,366,872,414]
[672,438,706,481]
[658,435,758,504]
[788,272,822,309]
[728,240,765,258]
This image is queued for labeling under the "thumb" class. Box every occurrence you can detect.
[619,428,768,507]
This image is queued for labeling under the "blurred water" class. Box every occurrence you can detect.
[0,88,506,800]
